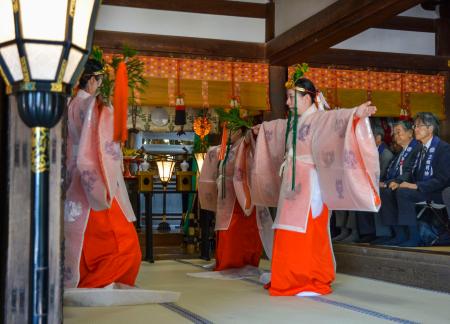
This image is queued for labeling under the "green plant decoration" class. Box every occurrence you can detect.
[214,108,253,134]
[91,45,148,130]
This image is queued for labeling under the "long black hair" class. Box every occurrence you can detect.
[294,77,317,104]
[78,59,103,90]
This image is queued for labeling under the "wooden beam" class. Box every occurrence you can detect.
[265,1,275,42]
[266,65,287,121]
[266,0,423,66]
[102,0,267,18]
[309,48,450,73]
[93,30,266,61]
[441,71,450,142]
[436,2,450,56]
[376,16,436,33]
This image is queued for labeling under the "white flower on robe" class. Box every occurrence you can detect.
[64,200,83,222]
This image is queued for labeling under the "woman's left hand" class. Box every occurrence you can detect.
[356,101,377,118]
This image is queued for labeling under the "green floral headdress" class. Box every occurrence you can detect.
[285,63,309,90]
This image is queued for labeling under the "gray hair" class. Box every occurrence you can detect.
[393,120,413,131]
[415,112,440,136]
[372,126,385,139]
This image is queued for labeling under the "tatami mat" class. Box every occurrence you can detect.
[64,259,450,323]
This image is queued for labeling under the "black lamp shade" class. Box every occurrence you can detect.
[0,0,101,96]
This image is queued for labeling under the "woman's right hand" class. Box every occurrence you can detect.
[252,124,261,136]
[356,101,377,118]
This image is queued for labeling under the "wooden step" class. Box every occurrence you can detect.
[334,243,450,293]
[137,230,184,247]
[137,231,201,260]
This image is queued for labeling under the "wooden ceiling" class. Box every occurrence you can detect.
[96,0,449,71]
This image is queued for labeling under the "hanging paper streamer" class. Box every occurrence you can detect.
[174,60,187,135]
[113,61,129,143]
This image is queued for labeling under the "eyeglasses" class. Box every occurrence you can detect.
[412,124,429,130]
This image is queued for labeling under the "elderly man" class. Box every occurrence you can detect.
[379,113,450,246]
[372,120,420,244]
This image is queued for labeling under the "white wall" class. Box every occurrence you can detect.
[332,5,437,55]
[95,5,266,43]
[399,5,439,18]
[274,0,337,36]
[332,29,435,55]
[95,3,438,55]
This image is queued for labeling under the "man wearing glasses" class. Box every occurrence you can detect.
[379,112,450,246]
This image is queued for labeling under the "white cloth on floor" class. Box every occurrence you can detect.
[64,283,180,307]
[296,291,321,297]
[187,265,262,280]
[259,272,271,285]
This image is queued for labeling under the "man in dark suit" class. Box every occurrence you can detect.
[373,120,421,244]
[379,113,450,247]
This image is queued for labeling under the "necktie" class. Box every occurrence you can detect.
[418,146,428,173]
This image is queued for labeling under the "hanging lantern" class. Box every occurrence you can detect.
[175,95,186,125]
[174,60,186,135]
[399,108,411,121]
[230,97,240,109]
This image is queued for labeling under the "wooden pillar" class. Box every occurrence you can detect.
[265,0,275,42]
[440,72,450,143]
[436,4,450,142]
[265,65,288,121]
[3,97,63,323]
[0,77,8,321]
[436,2,450,56]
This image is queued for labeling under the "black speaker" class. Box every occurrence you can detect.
[176,171,194,191]
[138,171,154,192]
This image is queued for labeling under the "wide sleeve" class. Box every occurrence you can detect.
[311,109,380,212]
[198,146,219,212]
[250,119,287,207]
[76,100,110,211]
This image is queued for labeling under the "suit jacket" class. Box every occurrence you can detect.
[384,142,421,184]
[413,137,450,196]
[379,145,394,180]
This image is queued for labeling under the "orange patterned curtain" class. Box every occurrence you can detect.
[288,67,446,119]
[104,54,269,112]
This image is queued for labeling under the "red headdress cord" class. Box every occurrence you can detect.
[113,61,129,143]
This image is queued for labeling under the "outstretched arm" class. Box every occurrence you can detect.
[355,101,377,118]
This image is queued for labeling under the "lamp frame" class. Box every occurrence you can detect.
[155,155,176,232]
[0,2,101,323]
[0,1,101,96]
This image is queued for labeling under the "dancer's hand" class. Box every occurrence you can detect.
[356,101,377,118]
[252,124,261,136]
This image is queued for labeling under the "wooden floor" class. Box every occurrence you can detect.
[64,259,450,324]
